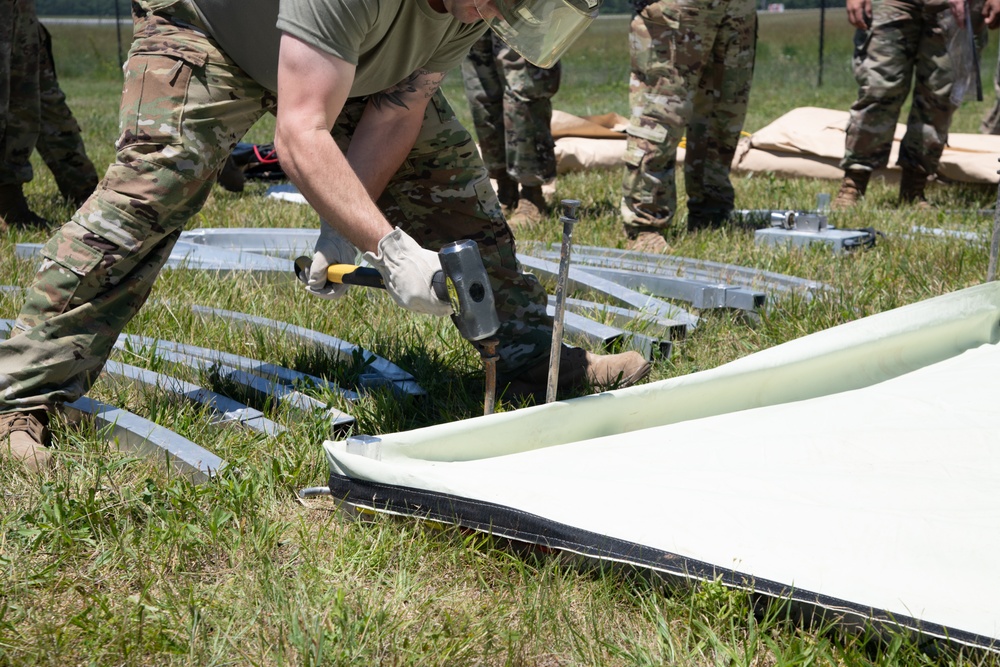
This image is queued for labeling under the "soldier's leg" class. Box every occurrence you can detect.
[981,49,1000,134]
[0,1,14,153]
[620,0,709,237]
[0,0,48,227]
[35,24,99,206]
[462,33,519,208]
[498,47,560,189]
[841,0,919,174]
[898,1,968,176]
[0,0,41,189]
[684,0,756,229]
[0,1,270,414]
[499,44,560,226]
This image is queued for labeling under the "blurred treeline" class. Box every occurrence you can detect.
[36,0,847,18]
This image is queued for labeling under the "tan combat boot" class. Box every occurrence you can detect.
[831,171,871,210]
[626,230,671,254]
[507,185,547,228]
[0,184,51,228]
[899,169,931,209]
[0,411,53,472]
[502,346,652,403]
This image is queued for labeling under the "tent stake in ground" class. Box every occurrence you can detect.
[547,200,581,403]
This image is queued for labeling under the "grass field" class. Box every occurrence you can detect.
[2,10,999,666]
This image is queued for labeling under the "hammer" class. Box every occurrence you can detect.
[295,240,503,414]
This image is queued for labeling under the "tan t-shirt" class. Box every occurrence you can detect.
[191,0,486,96]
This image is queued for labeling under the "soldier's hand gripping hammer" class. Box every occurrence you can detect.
[546,199,581,403]
[295,240,503,414]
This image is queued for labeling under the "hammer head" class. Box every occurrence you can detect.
[439,240,500,342]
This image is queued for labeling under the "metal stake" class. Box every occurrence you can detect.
[481,338,499,415]
[547,199,581,403]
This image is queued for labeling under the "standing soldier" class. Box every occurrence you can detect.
[462,32,561,228]
[833,0,986,209]
[619,0,757,253]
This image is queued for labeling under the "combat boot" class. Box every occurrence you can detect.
[899,169,931,209]
[0,411,53,472]
[0,184,50,228]
[502,346,652,403]
[507,185,547,228]
[626,230,670,254]
[216,154,247,193]
[831,171,870,210]
[495,174,519,215]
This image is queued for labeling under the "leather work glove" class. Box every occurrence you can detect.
[307,219,360,299]
[363,227,453,317]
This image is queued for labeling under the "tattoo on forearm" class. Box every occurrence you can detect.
[370,69,446,111]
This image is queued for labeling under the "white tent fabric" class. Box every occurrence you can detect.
[324,282,1000,650]
[553,107,1000,184]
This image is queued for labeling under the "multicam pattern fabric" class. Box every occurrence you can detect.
[0,0,553,413]
[982,51,1000,134]
[36,24,99,203]
[461,32,560,187]
[842,0,986,174]
[620,0,756,233]
[0,0,43,187]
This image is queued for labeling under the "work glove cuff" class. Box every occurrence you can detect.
[363,228,453,317]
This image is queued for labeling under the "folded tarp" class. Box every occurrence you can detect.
[323,281,1000,651]
[553,106,1000,184]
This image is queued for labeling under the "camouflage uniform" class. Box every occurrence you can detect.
[36,23,99,204]
[620,0,756,235]
[979,49,1000,134]
[0,0,552,413]
[461,32,560,189]
[0,3,96,201]
[0,0,43,188]
[842,0,986,175]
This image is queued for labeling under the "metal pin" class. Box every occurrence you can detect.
[547,199,582,403]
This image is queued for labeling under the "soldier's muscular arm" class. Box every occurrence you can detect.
[846,0,872,29]
[274,33,392,254]
[347,70,447,200]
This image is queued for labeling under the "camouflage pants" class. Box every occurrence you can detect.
[461,32,560,187]
[980,49,1000,134]
[0,0,551,413]
[0,0,42,187]
[842,0,986,174]
[0,5,96,196]
[36,24,99,203]
[620,0,756,234]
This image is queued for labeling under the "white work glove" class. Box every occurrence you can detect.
[362,227,453,317]
[307,219,360,300]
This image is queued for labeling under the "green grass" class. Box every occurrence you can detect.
[2,11,1000,665]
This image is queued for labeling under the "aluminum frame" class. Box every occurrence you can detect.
[114,336,355,430]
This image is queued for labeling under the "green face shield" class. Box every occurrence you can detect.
[475,0,601,68]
